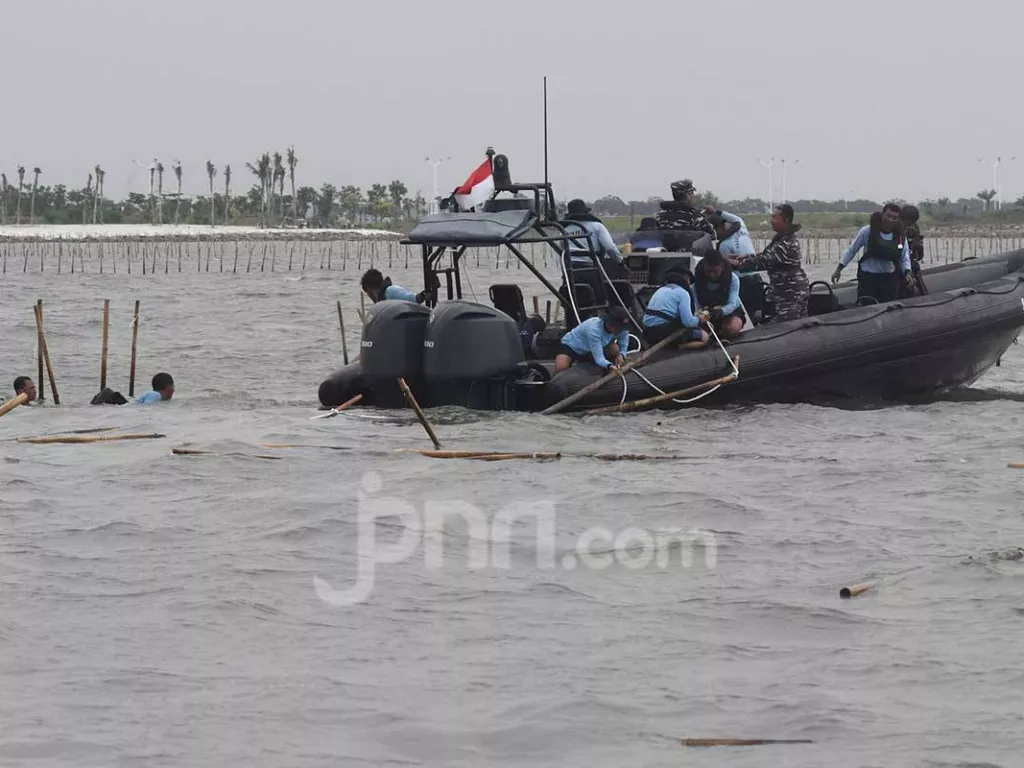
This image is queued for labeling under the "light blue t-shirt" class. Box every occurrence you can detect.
[564,220,623,264]
[136,391,162,404]
[716,211,756,256]
[840,225,912,275]
[383,284,418,302]
[643,284,701,328]
[560,317,630,370]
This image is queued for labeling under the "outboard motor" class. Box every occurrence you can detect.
[360,299,432,408]
[423,301,537,409]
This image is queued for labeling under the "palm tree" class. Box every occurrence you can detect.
[148,160,157,223]
[286,146,298,221]
[223,164,231,224]
[84,173,93,224]
[92,165,102,223]
[0,172,7,225]
[29,167,41,224]
[173,160,183,224]
[156,162,165,224]
[97,168,106,223]
[16,166,25,225]
[245,155,270,227]
[270,152,284,227]
[977,189,997,213]
[206,161,217,226]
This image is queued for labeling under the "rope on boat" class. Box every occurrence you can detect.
[622,325,739,407]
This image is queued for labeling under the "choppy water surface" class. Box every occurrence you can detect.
[2,246,1024,767]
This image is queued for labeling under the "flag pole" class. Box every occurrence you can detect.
[543,76,550,218]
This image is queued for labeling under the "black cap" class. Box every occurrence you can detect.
[566,198,591,216]
[605,306,630,326]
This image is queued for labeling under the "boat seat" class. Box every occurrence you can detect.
[489,284,527,322]
[807,281,839,316]
[559,283,604,329]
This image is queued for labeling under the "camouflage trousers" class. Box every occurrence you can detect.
[770,273,810,322]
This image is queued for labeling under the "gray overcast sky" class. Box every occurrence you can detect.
[5,0,1023,203]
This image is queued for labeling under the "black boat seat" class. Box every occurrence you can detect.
[489,283,527,322]
[559,283,605,329]
[807,281,839,316]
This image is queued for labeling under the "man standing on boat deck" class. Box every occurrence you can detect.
[562,199,627,278]
[832,203,913,303]
[731,204,809,322]
[655,180,716,241]
[360,268,428,304]
[554,306,632,374]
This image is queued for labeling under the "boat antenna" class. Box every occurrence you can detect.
[543,76,550,217]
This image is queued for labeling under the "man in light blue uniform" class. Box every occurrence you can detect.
[832,203,914,303]
[563,199,624,270]
[360,268,425,304]
[690,251,745,339]
[555,307,631,373]
[642,269,709,348]
[136,372,174,404]
[706,208,755,257]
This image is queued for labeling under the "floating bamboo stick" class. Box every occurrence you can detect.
[839,582,873,599]
[16,432,164,444]
[36,300,44,402]
[542,326,691,415]
[311,393,363,419]
[33,303,60,405]
[0,392,29,418]
[580,360,740,416]
[258,442,348,451]
[171,447,282,460]
[681,738,813,748]
[129,300,141,397]
[413,450,560,461]
[100,299,110,390]
[397,377,441,449]
[337,300,349,365]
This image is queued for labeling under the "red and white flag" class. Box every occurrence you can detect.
[453,157,494,211]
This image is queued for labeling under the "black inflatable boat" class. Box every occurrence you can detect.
[318,154,1024,414]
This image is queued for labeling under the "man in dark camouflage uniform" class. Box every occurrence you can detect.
[655,179,716,239]
[730,204,809,322]
[900,204,927,296]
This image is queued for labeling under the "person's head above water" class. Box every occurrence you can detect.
[152,372,174,401]
[771,204,795,233]
[603,305,630,334]
[360,268,386,300]
[700,249,728,281]
[670,179,696,205]
[13,376,36,402]
[880,202,902,233]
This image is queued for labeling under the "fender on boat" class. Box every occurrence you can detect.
[318,361,373,408]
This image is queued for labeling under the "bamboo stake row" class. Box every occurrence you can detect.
[2,235,1020,274]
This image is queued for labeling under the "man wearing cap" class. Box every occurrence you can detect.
[642,269,710,349]
[703,206,755,257]
[655,180,716,239]
[562,198,625,274]
[554,306,632,374]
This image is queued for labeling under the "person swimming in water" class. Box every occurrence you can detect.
[136,372,174,404]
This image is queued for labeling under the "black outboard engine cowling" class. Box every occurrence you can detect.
[423,301,533,409]
[360,299,431,407]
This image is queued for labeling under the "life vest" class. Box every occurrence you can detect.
[862,213,905,267]
[693,259,733,308]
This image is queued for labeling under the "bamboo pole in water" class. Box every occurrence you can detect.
[34,304,59,405]
[581,360,740,416]
[680,739,813,748]
[36,300,44,402]
[16,432,165,444]
[839,582,873,599]
[0,393,29,419]
[100,299,110,390]
[398,377,441,449]
[337,300,349,365]
[129,300,141,397]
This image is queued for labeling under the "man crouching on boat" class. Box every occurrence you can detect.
[690,250,745,340]
[360,268,428,304]
[642,269,710,349]
[555,306,632,374]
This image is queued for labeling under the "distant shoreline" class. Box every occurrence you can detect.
[0,224,403,244]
